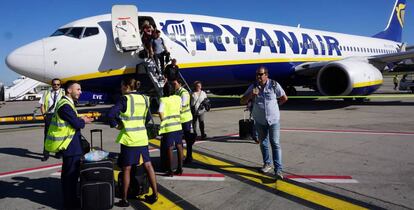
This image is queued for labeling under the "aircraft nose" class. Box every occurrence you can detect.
[5,40,45,81]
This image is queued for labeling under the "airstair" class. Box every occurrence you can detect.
[3,76,43,101]
[111,5,192,100]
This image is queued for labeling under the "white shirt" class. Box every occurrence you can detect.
[191,90,207,112]
[39,88,64,113]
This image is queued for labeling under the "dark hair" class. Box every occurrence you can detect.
[63,80,79,92]
[193,81,202,88]
[121,77,140,91]
[256,66,269,74]
[163,82,175,97]
[51,78,61,84]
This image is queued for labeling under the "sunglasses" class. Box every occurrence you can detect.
[256,73,266,76]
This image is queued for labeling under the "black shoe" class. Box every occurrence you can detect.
[201,134,207,140]
[41,156,49,162]
[174,168,183,175]
[145,193,158,204]
[115,199,130,207]
[165,170,173,177]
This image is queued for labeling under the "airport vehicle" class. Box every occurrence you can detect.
[399,73,414,92]
[5,0,414,101]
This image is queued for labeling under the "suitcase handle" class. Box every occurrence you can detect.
[90,129,103,149]
[243,109,252,121]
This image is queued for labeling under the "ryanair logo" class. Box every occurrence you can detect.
[396,3,406,27]
[160,20,189,53]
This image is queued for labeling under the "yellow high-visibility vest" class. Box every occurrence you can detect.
[45,97,77,153]
[176,87,193,123]
[159,95,182,135]
[42,89,64,112]
[116,94,149,147]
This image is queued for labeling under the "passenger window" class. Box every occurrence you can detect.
[190,34,196,42]
[50,28,70,37]
[83,27,99,38]
[241,38,246,45]
[233,37,238,44]
[225,37,230,44]
[217,36,223,44]
[269,40,275,47]
[249,39,253,45]
[198,35,205,43]
[277,41,280,47]
[66,27,84,39]
[300,43,303,48]
[169,33,176,41]
[256,39,261,46]
[208,35,214,43]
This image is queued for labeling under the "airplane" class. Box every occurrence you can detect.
[5,0,414,103]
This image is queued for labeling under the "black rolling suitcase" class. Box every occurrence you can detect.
[80,129,114,210]
[118,164,150,197]
[239,110,256,140]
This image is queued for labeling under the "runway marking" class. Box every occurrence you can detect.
[281,128,414,136]
[160,173,225,181]
[0,163,62,179]
[286,175,358,183]
[149,139,369,210]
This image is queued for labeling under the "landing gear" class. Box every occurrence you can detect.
[285,86,297,96]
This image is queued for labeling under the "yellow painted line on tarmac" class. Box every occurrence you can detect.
[149,139,367,210]
[113,169,183,210]
[208,94,414,100]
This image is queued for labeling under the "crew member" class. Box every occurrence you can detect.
[39,78,64,161]
[45,80,93,209]
[108,77,158,207]
[159,82,184,176]
[172,80,195,163]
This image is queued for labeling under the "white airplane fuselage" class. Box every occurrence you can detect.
[6,7,406,97]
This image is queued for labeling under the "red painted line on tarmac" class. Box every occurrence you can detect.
[286,175,352,179]
[174,173,224,177]
[281,128,414,136]
[0,163,62,179]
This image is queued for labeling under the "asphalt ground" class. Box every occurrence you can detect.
[0,75,413,210]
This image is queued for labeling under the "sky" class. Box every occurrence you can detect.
[1,0,413,86]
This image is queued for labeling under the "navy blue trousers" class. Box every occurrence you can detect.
[61,155,81,208]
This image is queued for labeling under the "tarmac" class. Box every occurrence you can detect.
[0,75,414,210]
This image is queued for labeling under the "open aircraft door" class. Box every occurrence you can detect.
[111,5,142,53]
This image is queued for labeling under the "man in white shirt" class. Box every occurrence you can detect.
[39,78,65,161]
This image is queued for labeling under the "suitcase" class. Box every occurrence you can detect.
[117,164,150,197]
[239,110,256,140]
[80,129,114,210]
[160,138,179,171]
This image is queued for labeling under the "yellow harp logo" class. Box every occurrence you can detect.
[395,3,406,27]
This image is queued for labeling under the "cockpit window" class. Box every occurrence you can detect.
[66,27,84,39]
[50,28,70,36]
[83,27,99,38]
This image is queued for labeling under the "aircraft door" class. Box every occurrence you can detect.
[111,5,142,52]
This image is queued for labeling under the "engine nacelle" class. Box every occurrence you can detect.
[316,59,383,96]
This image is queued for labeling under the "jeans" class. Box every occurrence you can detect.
[255,122,282,173]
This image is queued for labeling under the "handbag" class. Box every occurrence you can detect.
[80,135,91,155]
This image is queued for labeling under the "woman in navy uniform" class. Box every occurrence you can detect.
[108,77,158,207]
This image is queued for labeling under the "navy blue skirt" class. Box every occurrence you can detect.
[118,144,150,167]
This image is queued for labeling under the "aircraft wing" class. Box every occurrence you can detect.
[295,50,414,77]
[368,50,414,65]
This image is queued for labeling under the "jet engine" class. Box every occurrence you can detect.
[316,59,383,96]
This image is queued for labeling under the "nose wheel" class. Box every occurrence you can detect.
[285,86,297,96]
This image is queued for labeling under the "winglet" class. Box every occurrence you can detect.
[373,0,407,42]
